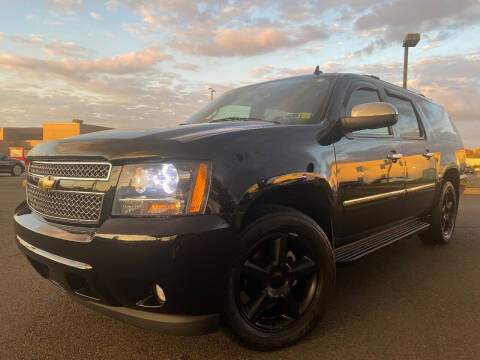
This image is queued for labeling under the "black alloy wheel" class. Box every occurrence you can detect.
[236,231,318,332]
[225,207,335,350]
[440,185,456,238]
[420,180,458,245]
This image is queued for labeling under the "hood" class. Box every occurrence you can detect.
[27,121,275,162]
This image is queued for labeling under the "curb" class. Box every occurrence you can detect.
[464,188,480,195]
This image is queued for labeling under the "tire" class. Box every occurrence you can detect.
[420,181,458,245]
[11,165,22,177]
[225,207,335,350]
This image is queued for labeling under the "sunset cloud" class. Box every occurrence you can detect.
[41,40,94,59]
[89,11,102,20]
[0,46,170,78]
[172,25,331,57]
[45,0,82,8]
[354,0,480,41]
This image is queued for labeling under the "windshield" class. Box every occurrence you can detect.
[184,76,334,125]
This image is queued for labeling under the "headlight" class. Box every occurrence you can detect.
[112,161,211,216]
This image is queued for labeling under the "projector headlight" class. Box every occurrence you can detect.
[112,161,211,216]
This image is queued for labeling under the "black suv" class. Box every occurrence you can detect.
[0,153,24,176]
[14,73,467,350]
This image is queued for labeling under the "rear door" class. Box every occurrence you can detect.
[334,82,406,241]
[385,89,436,218]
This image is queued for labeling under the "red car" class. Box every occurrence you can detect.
[8,147,30,166]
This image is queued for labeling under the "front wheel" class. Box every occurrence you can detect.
[225,208,335,350]
[421,181,458,244]
[11,165,22,176]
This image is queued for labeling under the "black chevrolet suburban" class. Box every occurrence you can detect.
[14,72,467,350]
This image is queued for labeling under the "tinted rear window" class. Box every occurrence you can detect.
[417,98,455,134]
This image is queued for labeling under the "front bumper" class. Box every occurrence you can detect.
[14,201,240,335]
[72,296,220,335]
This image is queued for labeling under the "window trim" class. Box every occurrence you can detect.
[343,82,394,139]
[384,88,426,141]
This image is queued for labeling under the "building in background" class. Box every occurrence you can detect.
[42,119,110,141]
[0,119,111,163]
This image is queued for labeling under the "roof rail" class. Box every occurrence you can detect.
[366,75,380,80]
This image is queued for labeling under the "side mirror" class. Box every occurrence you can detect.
[341,102,398,133]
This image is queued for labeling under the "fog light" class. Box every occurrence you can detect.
[155,284,166,303]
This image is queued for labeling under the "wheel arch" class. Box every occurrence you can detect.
[234,173,335,243]
[442,166,460,200]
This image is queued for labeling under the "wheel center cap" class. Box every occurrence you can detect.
[267,265,291,297]
[270,270,285,288]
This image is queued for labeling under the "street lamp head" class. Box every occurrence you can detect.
[403,33,420,47]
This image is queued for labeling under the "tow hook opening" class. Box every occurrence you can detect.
[136,283,166,309]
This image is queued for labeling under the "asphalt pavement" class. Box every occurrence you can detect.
[1,174,479,360]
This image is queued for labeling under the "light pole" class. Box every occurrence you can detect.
[402,33,420,89]
[208,88,216,102]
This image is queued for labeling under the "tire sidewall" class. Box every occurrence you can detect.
[225,210,335,350]
[438,181,457,242]
[427,181,457,244]
[12,165,22,176]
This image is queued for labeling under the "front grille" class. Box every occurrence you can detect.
[27,183,104,224]
[29,161,111,180]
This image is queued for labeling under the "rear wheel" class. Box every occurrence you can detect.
[421,181,457,244]
[225,208,335,350]
[11,165,22,176]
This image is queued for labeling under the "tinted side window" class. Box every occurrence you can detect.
[417,98,455,134]
[387,95,421,137]
[346,88,389,135]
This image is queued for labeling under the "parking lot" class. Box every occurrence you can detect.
[1,174,480,360]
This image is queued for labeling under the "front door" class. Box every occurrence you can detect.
[333,83,406,242]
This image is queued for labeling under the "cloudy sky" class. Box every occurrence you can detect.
[0,0,479,147]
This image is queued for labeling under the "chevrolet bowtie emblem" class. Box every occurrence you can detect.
[38,175,55,192]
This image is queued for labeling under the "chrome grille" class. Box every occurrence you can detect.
[27,183,104,224]
[29,161,111,180]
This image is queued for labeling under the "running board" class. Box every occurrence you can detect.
[334,219,430,263]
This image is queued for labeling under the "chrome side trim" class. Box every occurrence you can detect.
[344,183,437,207]
[17,235,92,270]
[29,161,112,181]
[96,233,177,242]
[343,189,405,207]
[406,183,436,192]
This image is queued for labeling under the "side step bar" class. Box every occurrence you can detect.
[334,219,430,263]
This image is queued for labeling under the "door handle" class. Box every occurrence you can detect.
[387,153,403,162]
[423,150,434,159]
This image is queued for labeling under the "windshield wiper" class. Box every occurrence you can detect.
[209,117,278,124]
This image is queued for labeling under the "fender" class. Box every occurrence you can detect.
[433,163,461,204]
[233,172,336,230]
